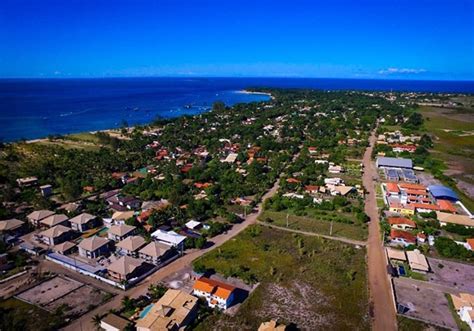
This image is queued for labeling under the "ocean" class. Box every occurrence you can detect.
[1,77,473,142]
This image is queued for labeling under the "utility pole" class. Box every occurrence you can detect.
[286,213,289,228]
[330,220,333,236]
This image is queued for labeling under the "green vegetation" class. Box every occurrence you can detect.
[397,315,449,331]
[0,298,64,331]
[193,225,368,330]
[434,237,474,261]
[259,210,367,241]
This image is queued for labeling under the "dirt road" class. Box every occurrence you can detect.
[256,221,367,246]
[63,176,281,331]
[363,127,397,331]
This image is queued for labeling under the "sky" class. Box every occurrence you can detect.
[0,0,473,80]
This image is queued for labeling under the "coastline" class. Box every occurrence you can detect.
[20,91,273,144]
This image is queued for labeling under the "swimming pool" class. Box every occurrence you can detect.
[139,304,153,319]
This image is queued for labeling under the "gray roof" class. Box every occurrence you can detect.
[376,157,412,169]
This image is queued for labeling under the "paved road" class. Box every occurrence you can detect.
[256,221,367,246]
[63,175,281,331]
[363,127,398,331]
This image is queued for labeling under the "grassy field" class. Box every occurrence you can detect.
[259,210,368,241]
[397,315,449,331]
[193,225,369,330]
[0,297,62,331]
[419,105,474,210]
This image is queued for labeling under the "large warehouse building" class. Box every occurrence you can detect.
[428,185,459,202]
[376,157,413,169]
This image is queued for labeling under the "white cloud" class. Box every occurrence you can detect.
[378,67,427,75]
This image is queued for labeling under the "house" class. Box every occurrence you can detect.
[376,157,413,169]
[0,219,25,242]
[100,314,130,331]
[40,184,53,197]
[16,176,38,187]
[450,293,474,330]
[390,229,417,247]
[108,224,137,242]
[185,220,202,231]
[406,249,429,273]
[53,241,77,255]
[141,199,170,211]
[107,195,141,210]
[111,211,136,225]
[69,213,97,232]
[116,235,146,257]
[222,153,239,163]
[437,199,457,213]
[193,277,236,310]
[151,230,186,250]
[286,178,301,184]
[386,183,400,197]
[328,165,344,174]
[389,202,415,216]
[258,320,288,331]
[386,247,407,262]
[27,210,55,227]
[139,241,173,265]
[304,185,319,194]
[78,236,111,259]
[135,289,198,331]
[324,177,343,185]
[411,203,440,213]
[436,212,474,228]
[40,214,69,228]
[387,217,416,230]
[107,256,146,281]
[466,239,474,251]
[38,225,73,246]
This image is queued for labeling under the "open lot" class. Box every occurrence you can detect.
[44,284,111,316]
[259,210,367,241]
[428,258,474,293]
[17,276,83,306]
[420,105,474,206]
[394,277,457,330]
[193,225,369,330]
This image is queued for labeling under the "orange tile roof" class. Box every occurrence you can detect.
[193,279,215,293]
[398,183,427,191]
[390,229,417,243]
[437,199,457,213]
[467,238,474,248]
[193,277,236,300]
[286,178,301,184]
[388,217,416,228]
[410,203,440,211]
[405,189,428,196]
[386,182,400,193]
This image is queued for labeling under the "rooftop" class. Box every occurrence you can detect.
[107,255,143,276]
[69,213,95,224]
[78,236,110,251]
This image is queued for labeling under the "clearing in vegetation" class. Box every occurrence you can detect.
[193,225,369,330]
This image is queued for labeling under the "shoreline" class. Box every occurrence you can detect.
[20,91,272,144]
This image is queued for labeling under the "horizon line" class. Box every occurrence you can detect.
[1,75,474,82]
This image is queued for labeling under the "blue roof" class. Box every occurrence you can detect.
[428,185,459,201]
[376,157,413,169]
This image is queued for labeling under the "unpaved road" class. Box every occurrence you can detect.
[63,176,281,331]
[363,127,397,331]
[257,221,367,246]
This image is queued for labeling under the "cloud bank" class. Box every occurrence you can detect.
[378,67,427,75]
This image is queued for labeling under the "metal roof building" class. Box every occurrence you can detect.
[376,157,413,169]
[428,185,459,201]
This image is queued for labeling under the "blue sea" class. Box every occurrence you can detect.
[1,77,473,142]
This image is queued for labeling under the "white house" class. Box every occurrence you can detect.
[192,277,236,310]
[151,229,186,251]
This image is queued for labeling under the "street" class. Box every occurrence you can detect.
[363,127,398,331]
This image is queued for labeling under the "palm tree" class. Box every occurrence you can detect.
[121,296,133,311]
[91,314,102,330]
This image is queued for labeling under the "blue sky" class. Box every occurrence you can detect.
[1,0,473,80]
